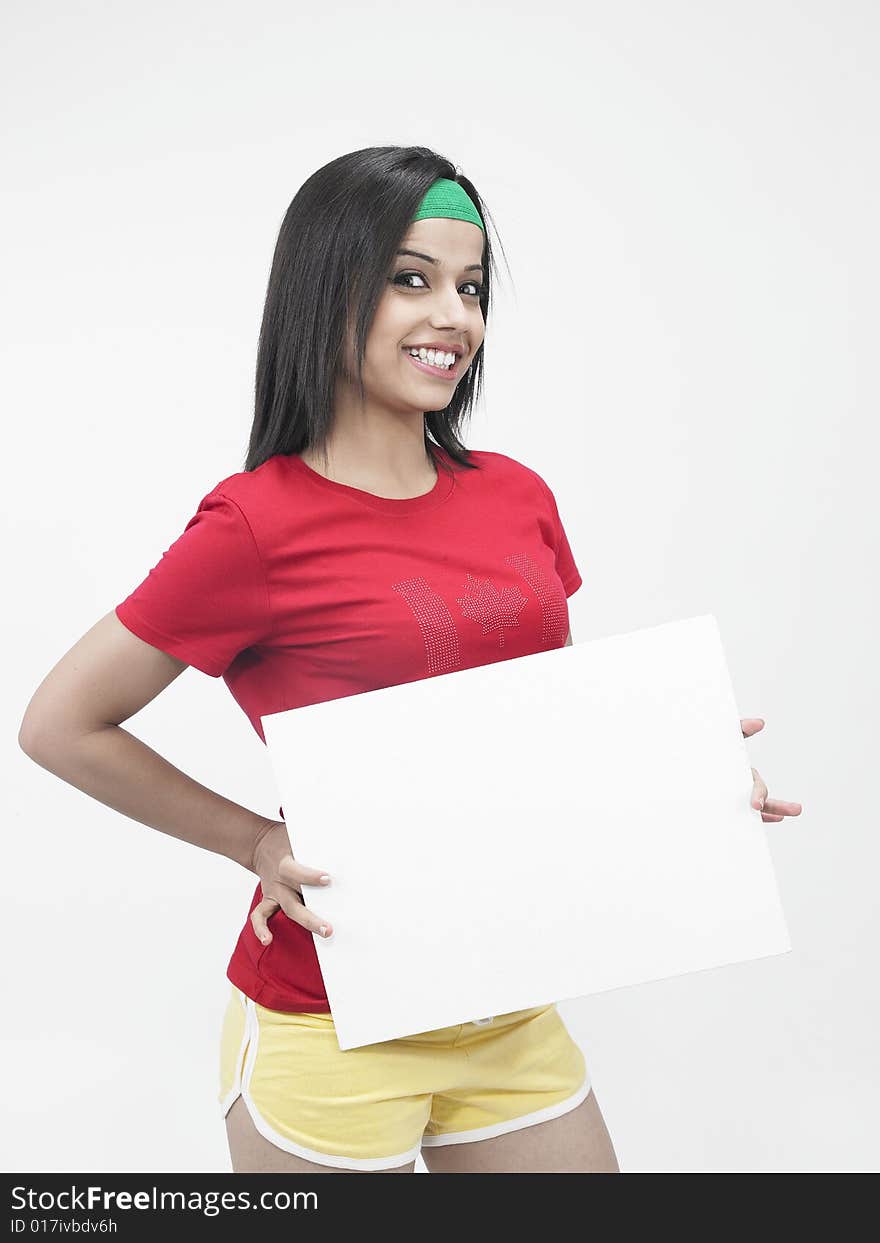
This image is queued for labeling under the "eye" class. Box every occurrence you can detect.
[392,271,484,297]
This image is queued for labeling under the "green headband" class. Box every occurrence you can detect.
[411,177,485,232]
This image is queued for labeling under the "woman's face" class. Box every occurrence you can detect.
[342,216,486,414]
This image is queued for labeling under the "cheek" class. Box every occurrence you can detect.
[357,342,404,388]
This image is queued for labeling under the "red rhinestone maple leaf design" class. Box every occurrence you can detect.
[456,573,528,647]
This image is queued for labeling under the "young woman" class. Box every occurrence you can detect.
[19,146,802,1175]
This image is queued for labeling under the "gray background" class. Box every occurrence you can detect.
[3,0,876,1172]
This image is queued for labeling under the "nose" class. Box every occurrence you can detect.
[429,282,472,331]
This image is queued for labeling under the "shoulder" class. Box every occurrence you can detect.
[179,457,299,561]
[463,448,550,499]
[204,455,289,508]
[196,455,296,529]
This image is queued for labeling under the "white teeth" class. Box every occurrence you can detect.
[407,347,456,369]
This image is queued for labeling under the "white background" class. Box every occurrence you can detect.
[3,0,877,1173]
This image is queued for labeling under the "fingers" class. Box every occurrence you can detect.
[750,767,769,810]
[750,760,803,823]
[763,798,802,817]
[741,718,765,738]
[277,853,332,893]
[250,884,334,946]
[251,896,281,945]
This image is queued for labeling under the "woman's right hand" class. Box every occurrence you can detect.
[248,819,333,945]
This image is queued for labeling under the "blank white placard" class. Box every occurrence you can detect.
[261,614,791,1050]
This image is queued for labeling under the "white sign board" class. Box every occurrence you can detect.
[261,615,791,1050]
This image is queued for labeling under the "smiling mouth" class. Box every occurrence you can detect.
[402,348,462,380]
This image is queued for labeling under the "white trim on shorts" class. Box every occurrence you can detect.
[221,987,592,1172]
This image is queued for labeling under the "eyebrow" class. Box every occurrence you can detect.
[396,248,484,275]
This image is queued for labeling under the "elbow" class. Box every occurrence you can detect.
[19,704,72,765]
[19,712,50,762]
[21,708,115,765]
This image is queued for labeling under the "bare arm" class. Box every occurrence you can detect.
[18,611,276,873]
[564,627,572,646]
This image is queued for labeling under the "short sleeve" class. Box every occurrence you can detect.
[115,490,271,677]
[530,469,583,598]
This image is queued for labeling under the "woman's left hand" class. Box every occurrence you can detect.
[741,718,803,823]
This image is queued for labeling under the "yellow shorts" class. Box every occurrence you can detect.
[219,984,591,1171]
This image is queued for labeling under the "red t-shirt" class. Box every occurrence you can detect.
[115,446,582,1012]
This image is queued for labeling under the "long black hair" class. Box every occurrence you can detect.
[243,146,509,475]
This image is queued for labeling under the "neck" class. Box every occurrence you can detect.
[302,396,437,491]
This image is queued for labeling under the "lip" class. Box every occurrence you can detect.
[402,348,462,382]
